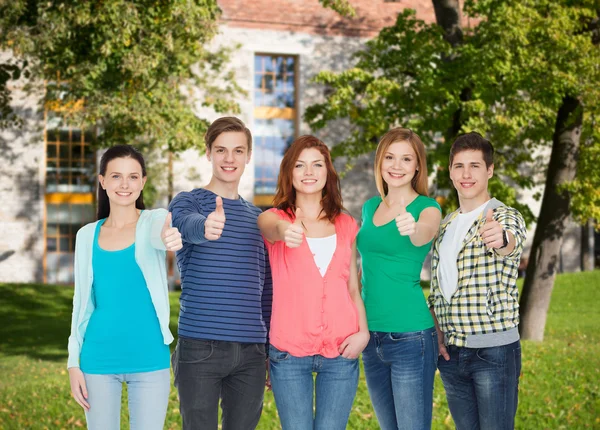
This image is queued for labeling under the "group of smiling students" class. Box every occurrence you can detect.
[67,117,526,430]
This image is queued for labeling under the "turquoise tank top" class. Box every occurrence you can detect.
[79,219,170,374]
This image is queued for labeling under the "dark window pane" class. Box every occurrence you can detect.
[47,128,58,142]
[59,237,69,252]
[46,224,58,236]
[71,129,82,143]
[47,238,57,252]
[59,224,70,235]
[59,144,70,159]
[59,129,70,142]
[84,130,95,143]
[47,144,57,158]
[264,56,274,73]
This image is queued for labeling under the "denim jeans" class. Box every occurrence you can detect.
[83,369,170,430]
[362,328,438,430]
[172,338,266,430]
[437,340,522,430]
[268,345,359,430]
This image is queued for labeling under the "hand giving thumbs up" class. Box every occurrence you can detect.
[395,197,416,236]
[161,212,183,251]
[205,196,226,241]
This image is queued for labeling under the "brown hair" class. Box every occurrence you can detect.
[374,127,429,198]
[205,117,253,152]
[449,131,494,168]
[273,135,344,223]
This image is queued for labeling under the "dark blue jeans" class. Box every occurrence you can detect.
[268,345,359,430]
[172,338,266,430]
[362,328,438,430]
[437,340,522,430]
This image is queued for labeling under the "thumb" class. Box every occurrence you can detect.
[294,207,305,226]
[215,196,224,216]
[485,209,494,223]
[398,197,407,215]
[163,212,172,231]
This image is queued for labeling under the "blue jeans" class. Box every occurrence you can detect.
[83,369,170,430]
[362,328,438,430]
[269,345,359,430]
[437,340,522,430]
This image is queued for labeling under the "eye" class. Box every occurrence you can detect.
[216,148,224,153]
[314,163,323,167]
[295,164,303,168]
[403,157,412,162]
[385,155,393,160]
[131,175,139,180]
[112,174,120,179]
[236,149,244,154]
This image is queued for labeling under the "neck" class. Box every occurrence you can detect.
[105,204,140,228]
[205,177,240,200]
[384,185,418,205]
[295,193,323,220]
[459,193,491,213]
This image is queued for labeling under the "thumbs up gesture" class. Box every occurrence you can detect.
[479,209,504,248]
[161,212,183,251]
[395,197,416,236]
[205,196,226,241]
[277,207,305,248]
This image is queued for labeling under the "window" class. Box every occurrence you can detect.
[44,81,97,284]
[253,54,298,207]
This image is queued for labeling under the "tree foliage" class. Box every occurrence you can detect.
[307,0,600,223]
[0,0,243,153]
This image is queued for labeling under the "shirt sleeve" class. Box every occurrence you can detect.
[494,206,526,261]
[169,192,208,245]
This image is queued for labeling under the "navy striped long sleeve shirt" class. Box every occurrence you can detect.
[169,188,272,344]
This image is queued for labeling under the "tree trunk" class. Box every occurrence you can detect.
[432,0,463,47]
[581,219,595,271]
[519,95,583,341]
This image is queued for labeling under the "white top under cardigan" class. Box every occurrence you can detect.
[67,209,174,369]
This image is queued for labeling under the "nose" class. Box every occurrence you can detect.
[305,165,314,176]
[224,151,234,163]
[462,166,472,178]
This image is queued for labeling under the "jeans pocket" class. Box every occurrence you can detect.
[389,332,422,342]
[476,345,507,367]
[254,343,267,357]
[269,345,291,362]
[178,339,214,364]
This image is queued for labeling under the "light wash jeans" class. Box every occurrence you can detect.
[268,345,359,430]
[83,369,170,430]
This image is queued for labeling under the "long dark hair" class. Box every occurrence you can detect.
[97,145,146,220]
[273,135,344,223]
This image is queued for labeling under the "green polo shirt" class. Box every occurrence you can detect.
[357,195,441,332]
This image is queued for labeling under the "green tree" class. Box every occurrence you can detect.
[307,0,600,340]
[0,0,243,153]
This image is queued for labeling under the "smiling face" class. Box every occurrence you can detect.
[292,147,327,196]
[449,149,493,208]
[99,157,147,209]
[207,131,251,185]
[380,140,418,191]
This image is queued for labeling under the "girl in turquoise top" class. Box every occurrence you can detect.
[357,128,442,430]
[67,145,182,430]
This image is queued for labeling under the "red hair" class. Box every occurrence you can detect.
[273,135,344,223]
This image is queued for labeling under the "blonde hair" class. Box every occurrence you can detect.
[374,127,429,198]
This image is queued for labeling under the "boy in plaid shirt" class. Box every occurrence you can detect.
[429,132,526,430]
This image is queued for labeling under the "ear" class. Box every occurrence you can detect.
[487,163,494,179]
[141,176,147,189]
[246,149,252,164]
[98,174,106,190]
[206,147,212,162]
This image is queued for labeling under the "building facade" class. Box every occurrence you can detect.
[0,1,591,284]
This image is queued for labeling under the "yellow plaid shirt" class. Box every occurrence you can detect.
[428,202,526,347]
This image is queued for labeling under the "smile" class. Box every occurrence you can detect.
[221,166,237,172]
[388,172,405,179]
[460,182,476,188]
[301,179,318,184]
[115,192,132,196]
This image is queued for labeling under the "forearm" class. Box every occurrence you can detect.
[410,221,438,247]
[429,307,444,343]
[350,287,369,333]
[258,212,286,243]
[174,213,208,245]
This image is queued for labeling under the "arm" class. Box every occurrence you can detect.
[410,206,442,247]
[168,193,209,245]
[258,210,303,247]
[339,242,370,359]
[480,207,526,259]
[261,246,273,342]
[429,307,449,361]
[67,230,90,410]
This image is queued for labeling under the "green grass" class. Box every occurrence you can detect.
[0,271,599,429]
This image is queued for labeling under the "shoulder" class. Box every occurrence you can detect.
[76,221,99,238]
[416,195,442,212]
[239,198,262,216]
[336,212,359,235]
[141,208,168,222]
[363,196,381,211]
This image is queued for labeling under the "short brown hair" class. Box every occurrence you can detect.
[273,135,344,223]
[205,117,252,152]
[450,132,494,168]
[374,128,429,198]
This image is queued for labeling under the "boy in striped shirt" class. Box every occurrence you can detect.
[169,117,272,430]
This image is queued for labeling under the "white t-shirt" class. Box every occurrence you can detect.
[306,234,337,277]
[438,200,490,302]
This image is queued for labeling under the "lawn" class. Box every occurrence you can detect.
[0,271,598,429]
